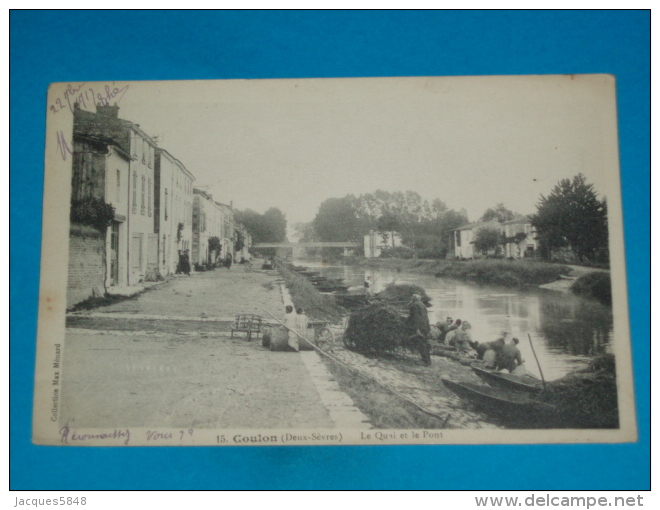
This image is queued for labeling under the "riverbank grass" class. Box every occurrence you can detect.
[277,263,345,324]
[434,259,571,287]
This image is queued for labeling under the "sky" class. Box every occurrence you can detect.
[105,75,618,235]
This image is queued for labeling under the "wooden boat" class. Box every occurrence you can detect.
[431,345,479,365]
[441,378,556,426]
[315,285,349,292]
[334,293,370,308]
[472,366,544,394]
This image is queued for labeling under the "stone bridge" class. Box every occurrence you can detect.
[251,242,359,257]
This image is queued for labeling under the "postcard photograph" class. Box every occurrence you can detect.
[32,75,636,446]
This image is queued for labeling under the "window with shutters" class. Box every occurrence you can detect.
[132,171,137,213]
[148,178,152,216]
[141,176,146,215]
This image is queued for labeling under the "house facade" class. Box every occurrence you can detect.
[502,216,538,259]
[450,218,538,259]
[451,221,502,259]
[68,104,135,306]
[155,149,195,276]
[215,202,235,261]
[364,230,403,258]
[103,145,132,288]
[192,189,217,266]
[234,223,251,262]
[126,123,158,284]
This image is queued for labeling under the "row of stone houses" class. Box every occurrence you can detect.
[67,102,250,307]
[451,217,538,259]
[191,189,249,268]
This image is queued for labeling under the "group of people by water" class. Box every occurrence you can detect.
[406,293,524,372]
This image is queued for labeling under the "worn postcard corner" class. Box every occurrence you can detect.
[33,75,636,447]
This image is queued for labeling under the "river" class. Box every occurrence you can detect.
[298,260,613,381]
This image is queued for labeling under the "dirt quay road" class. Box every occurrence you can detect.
[61,266,363,430]
[61,329,335,429]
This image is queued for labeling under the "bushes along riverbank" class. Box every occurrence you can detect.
[570,272,612,306]
[344,257,571,288]
[434,259,571,287]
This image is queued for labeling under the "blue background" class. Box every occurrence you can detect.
[10,10,650,490]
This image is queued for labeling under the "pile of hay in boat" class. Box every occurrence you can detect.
[343,302,409,354]
[376,284,431,307]
[542,354,619,429]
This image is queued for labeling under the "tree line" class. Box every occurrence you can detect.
[235,174,609,265]
[292,174,609,264]
[294,190,470,259]
[234,207,287,244]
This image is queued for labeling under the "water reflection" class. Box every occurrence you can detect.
[300,260,613,381]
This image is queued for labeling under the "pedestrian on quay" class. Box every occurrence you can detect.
[180,250,191,276]
[406,293,432,366]
[225,253,233,270]
[294,307,311,348]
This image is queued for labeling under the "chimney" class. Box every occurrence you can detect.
[96,102,120,118]
[230,201,233,209]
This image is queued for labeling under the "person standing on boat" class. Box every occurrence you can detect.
[406,293,432,366]
[496,337,524,372]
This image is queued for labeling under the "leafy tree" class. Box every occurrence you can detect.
[70,196,115,232]
[532,174,608,262]
[208,236,221,253]
[376,212,400,233]
[310,189,469,258]
[480,203,517,223]
[234,207,287,243]
[313,196,362,242]
[292,221,318,242]
[262,208,287,242]
[474,227,503,256]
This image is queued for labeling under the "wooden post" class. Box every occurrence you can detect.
[527,333,547,391]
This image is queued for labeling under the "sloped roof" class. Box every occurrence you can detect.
[502,215,533,226]
[451,220,502,232]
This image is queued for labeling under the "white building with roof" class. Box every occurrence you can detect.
[155,148,195,276]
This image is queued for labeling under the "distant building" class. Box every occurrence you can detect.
[364,230,403,258]
[234,223,251,262]
[192,189,215,266]
[154,149,195,276]
[502,216,538,259]
[215,202,235,261]
[450,221,502,259]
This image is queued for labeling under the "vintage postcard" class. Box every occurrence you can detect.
[33,75,636,446]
